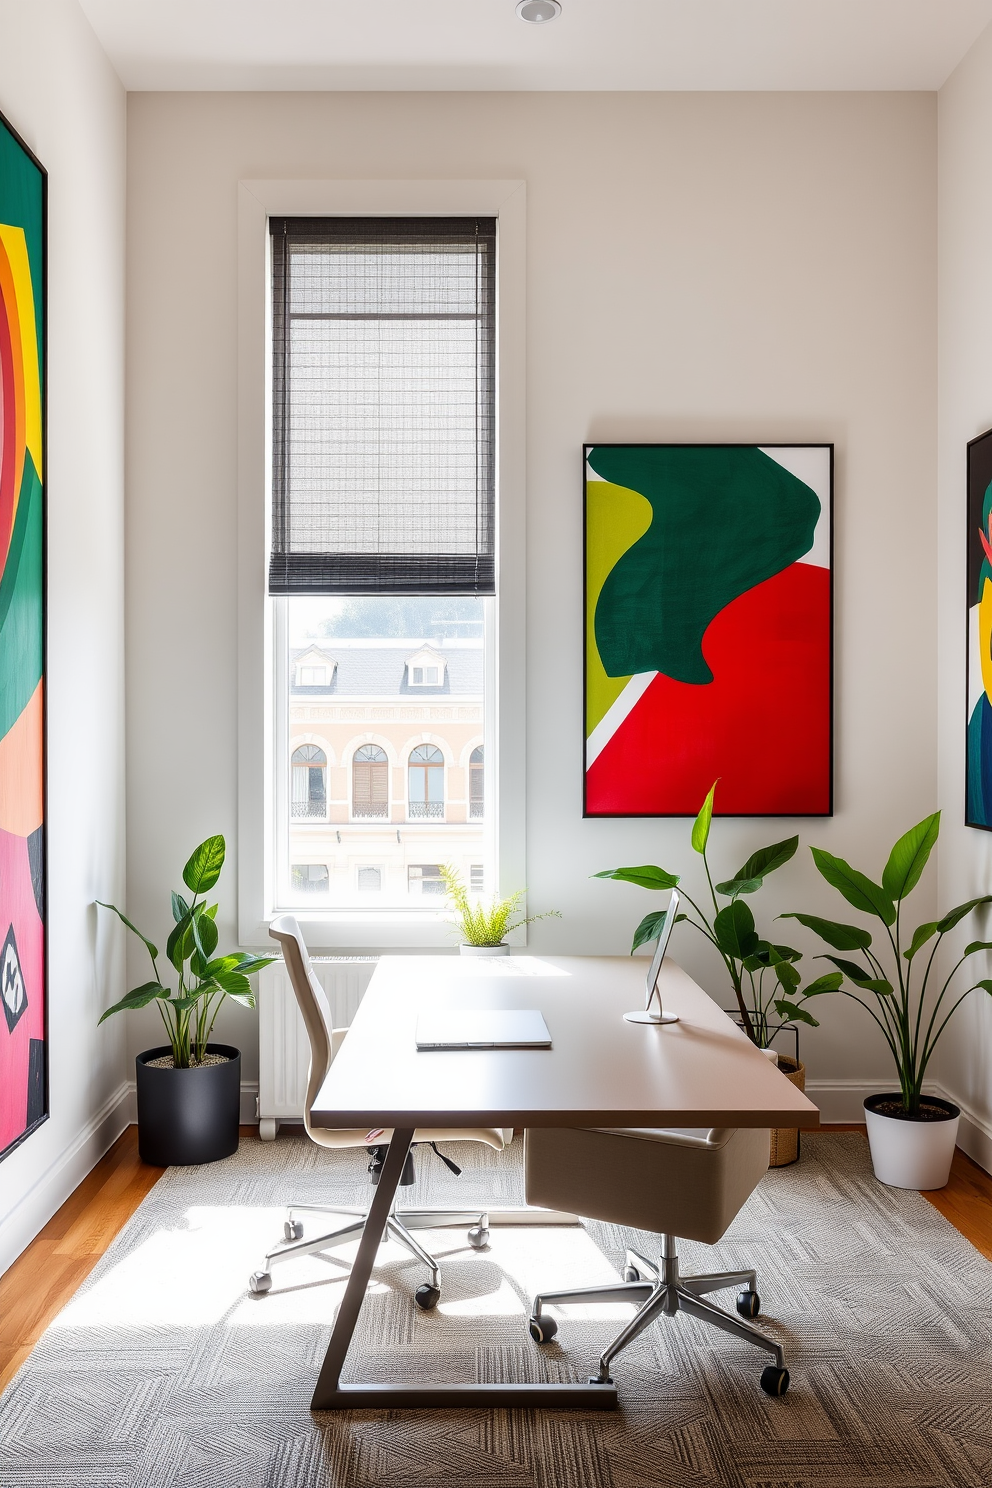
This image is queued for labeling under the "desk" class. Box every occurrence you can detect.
[308,954,819,1411]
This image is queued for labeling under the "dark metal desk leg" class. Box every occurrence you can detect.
[311,1127,415,1410]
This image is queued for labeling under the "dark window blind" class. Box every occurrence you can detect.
[270,217,496,596]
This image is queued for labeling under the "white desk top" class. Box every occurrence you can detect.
[310,955,821,1131]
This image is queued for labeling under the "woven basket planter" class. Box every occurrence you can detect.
[769,1058,806,1167]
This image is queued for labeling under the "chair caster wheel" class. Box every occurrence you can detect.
[415,1283,441,1310]
[284,1219,303,1242]
[589,1374,613,1386]
[468,1226,490,1249]
[736,1289,760,1319]
[528,1313,557,1344]
[249,1271,272,1295]
[760,1365,790,1396]
[623,1265,641,1283]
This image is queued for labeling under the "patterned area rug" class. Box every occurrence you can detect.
[2,1132,991,1488]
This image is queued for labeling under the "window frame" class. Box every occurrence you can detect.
[237,179,526,948]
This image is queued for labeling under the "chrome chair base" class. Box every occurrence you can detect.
[249,1200,489,1299]
[528,1233,790,1396]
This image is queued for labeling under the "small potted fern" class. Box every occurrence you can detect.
[439,865,560,955]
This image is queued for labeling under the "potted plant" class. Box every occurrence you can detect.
[439,865,560,955]
[788,811,992,1189]
[595,781,840,1166]
[97,835,273,1166]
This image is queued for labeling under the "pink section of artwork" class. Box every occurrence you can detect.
[0,827,44,1152]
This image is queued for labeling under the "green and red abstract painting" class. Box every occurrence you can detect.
[966,427,992,829]
[0,111,46,1161]
[584,444,832,817]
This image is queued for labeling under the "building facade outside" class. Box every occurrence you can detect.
[287,636,486,905]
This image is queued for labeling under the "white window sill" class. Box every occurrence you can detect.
[245,907,527,953]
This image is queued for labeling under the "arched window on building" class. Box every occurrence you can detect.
[469,745,484,819]
[408,744,444,820]
[353,744,389,819]
[291,744,327,819]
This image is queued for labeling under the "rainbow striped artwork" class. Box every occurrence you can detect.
[0,111,46,1162]
[584,444,833,818]
[966,428,992,829]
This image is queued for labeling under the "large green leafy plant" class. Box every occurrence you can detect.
[97,836,273,1069]
[788,811,992,1115]
[595,782,840,1048]
[439,864,560,947]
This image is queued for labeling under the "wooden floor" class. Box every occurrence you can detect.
[1,1125,990,1395]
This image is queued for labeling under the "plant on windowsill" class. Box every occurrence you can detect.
[788,811,992,1191]
[97,835,274,1166]
[594,781,841,1166]
[439,864,560,955]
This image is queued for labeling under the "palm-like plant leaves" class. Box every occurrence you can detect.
[780,911,872,951]
[593,865,680,891]
[810,847,896,925]
[734,836,799,884]
[98,981,169,1024]
[690,782,717,855]
[880,813,940,903]
[182,835,226,894]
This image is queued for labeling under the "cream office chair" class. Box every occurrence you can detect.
[524,1124,790,1395]
[249,916,510,1307]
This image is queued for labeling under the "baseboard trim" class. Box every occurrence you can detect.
[0,1081,132,1276]
[807,1077,991,1175]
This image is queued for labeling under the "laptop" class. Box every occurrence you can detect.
[415,1009,552,1050]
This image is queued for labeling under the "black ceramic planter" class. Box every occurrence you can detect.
[135,1044,241,1166]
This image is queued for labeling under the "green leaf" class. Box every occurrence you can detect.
[171,891,190,925]
[224,992,256,1010]
[714,877,763,898]
[631,911,668,953]
[881,813,940,903]
[592,865,680,891]
[212,969,252,998]
[166,995,200,1012]
[182,835,226,894]
[810,848,896,925]
[95,902,158,964]
[970,980,992,995]
[936,895,992,933]
[779,911,872,951]
[775,961,801,992]
[205,954,242,975]
[774,1000,820,1027]
[98,981,169,1023]
[691,781,717,855]
[964,940,992,957]
[713,900,759,959]
[734,835,799,884]
[903,922,938,961]
[166,911,194,972]
[820,955,893,994]
[800,972,843,996]
[231,953,274,974]
[190,950,206,979]
[197,910,219,960]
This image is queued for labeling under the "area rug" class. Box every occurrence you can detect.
[1,1132,990,1488]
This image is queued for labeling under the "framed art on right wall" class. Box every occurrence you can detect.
[966,426,992,828]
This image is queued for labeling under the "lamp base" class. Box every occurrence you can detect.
[623,1011,680,1025]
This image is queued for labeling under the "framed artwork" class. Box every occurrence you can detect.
[966,427,992,829]
[584,443,833,818]
[0,109,47,1162]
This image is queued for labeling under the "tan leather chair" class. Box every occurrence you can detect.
[249,916,510,1308]
[524,1124,790,1395]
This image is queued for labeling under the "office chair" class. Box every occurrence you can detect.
[523,1124,790,1395]
[248,915,511,1307]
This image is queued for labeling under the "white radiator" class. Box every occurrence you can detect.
[257,956,378,1139]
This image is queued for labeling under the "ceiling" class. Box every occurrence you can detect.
[77,0,992,93]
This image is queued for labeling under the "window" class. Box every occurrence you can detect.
[469,745,484,819]
[267,214,499,916]
[470,863,485,892]
[291,744,327,820]
[409,864,445,896]
[352,744,389,820]
[408,744,444,820]
[292,864,329,893]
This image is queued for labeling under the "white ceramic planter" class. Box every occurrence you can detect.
[459,943,510,957]
[864,1095,960,1190]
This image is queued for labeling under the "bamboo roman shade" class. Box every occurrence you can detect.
[269,217,496,596]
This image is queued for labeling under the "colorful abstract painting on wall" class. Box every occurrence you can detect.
[0,111,46,1161]
[966,428,992,830]
[584,444,832,817]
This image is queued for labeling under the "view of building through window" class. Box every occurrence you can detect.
[280,595,488,908]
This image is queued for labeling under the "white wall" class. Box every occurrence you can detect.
[125,90,937,1111]
[0,1,126,1272]
[936,24,992,1171]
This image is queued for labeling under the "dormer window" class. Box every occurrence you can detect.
[294,648,336,689]
[406,647,445,688]
[298,664,329,687]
